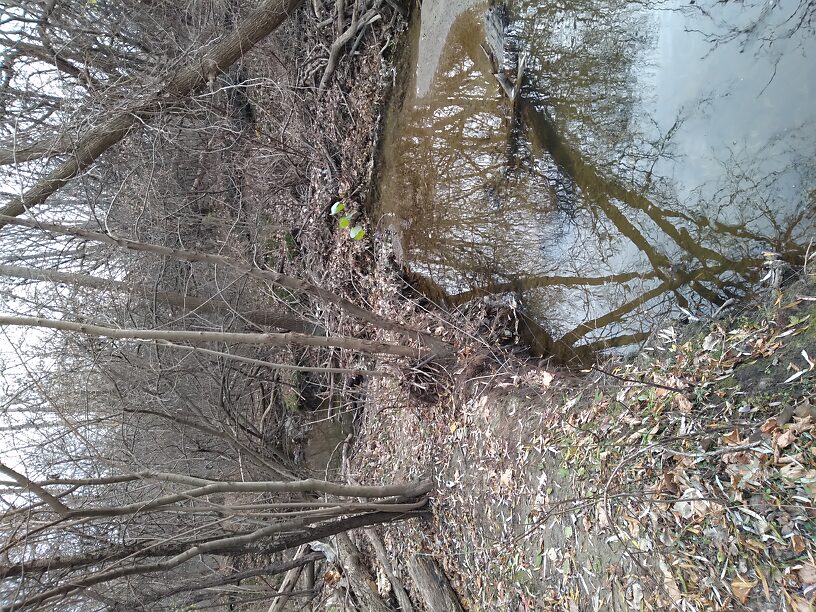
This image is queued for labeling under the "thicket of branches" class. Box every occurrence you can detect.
[0,0,427,609]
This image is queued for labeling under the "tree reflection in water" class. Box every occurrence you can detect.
[377,0,815,361]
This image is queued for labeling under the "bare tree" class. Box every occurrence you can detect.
[0,2,435,609]
[0,0,304,221]
[0,462,430,610]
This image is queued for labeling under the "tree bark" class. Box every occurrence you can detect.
[0,263,325,336]
[4,469,432,519]
[0,132,74,167]
[121,552,324,609]
[364,528,414,611]
[10,506,429,610]
[0,461,70,518]
[267,545,310,612]
[335,533,391,612]
[406,555,463,612]
[154,341,391,377]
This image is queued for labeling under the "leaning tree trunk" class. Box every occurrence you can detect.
[0,0,304,221]
[0,214,449,354]
[0,314,424,358]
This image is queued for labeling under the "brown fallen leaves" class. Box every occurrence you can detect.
[530,298,816,609]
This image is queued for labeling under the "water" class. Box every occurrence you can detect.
[378,0,816,360]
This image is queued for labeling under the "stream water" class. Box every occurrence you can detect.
[378,0,816,359]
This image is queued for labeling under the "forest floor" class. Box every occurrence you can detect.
[262,8,816,611]
[351,277,816,611]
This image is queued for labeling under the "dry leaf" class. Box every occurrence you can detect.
[784,369,806,384]
[660,560,682,603]
[499,468,513,487]
[673,498,694,519]
[324,568,342,585]
[674,394,693,414]
[752,561,771,600]
[703,333,719,351]
[657,472,679,496]
[791,416,814,434]
[798,563,816,586]
[537,370,554,387]
[723,428,743,446]
[731,575,757,604]
[673,487,708,519]
[791,534,807,554]
[775,429,796,450]
[726,458,762,489]
[780,463,806,481]
[595,502,610,530]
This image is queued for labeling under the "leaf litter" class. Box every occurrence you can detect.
[350,275,816,610]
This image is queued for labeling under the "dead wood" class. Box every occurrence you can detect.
[267,544,310,612]
[407,554,463,612]
[0,0,304,225]
[364,528,414,611]
[335,532,391,612]
[382,0,409,19]
[319,2,383,93]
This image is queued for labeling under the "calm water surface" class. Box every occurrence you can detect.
[378,0,816,359]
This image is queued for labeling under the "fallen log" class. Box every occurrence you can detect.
[336,533,391,612]
[364,528,414,611]
[407,554,463,612]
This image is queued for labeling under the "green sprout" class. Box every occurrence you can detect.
[330,202,365,241]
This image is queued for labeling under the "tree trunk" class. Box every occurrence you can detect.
[336,533,391,612]
[406,555,463,612]
[0,314,424,358]
[0,215,449,355]
[0,263,325,336]
[0,0,304,221]
[267,545,312,612]
[364,528,414,611]
[12,505,429,610]
[120,552,324,609]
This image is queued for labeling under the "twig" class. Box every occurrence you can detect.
[318,6,382,93]
[591,365,684,393]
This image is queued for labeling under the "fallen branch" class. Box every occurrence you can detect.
[406,554,463,612]
[268,545,310,612]
[336,532,391,612]
[363,528,414,611]
[318,4,382,93]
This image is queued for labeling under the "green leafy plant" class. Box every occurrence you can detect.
[330,201,365,241]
